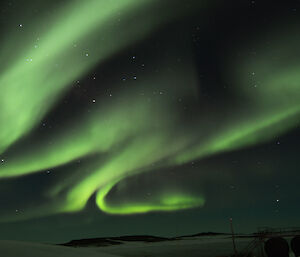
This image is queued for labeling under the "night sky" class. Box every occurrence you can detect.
[0,0,299,243]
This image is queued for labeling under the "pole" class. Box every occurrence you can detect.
[259,236,265,257]
[230,218,238,256]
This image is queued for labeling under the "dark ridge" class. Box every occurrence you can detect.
[60,238,123,247]
[61,233,233,247]
[60,235,172,247]
[177,232,229,238]
[111,235,172,242]
[234,234,257,238]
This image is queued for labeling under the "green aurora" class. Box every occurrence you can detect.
[0,0,299,221]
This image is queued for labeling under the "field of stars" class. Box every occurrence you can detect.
[0,0,299,243]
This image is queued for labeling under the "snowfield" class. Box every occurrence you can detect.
[0,240,121,257]
[90,236,250,257]
[0,235,296,257]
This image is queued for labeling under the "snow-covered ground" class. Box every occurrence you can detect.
[0,240,121,257]
[0,235,296,257]
[90,236,249,257]
[90,235,295,257]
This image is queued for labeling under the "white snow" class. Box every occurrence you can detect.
[0,240,121,257]
[90,236,295,257]
[90,236,242,257]
[0,235,296,257]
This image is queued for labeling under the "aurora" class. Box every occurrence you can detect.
[0,0,299,232]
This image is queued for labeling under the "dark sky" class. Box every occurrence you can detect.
[0,0,299,243]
